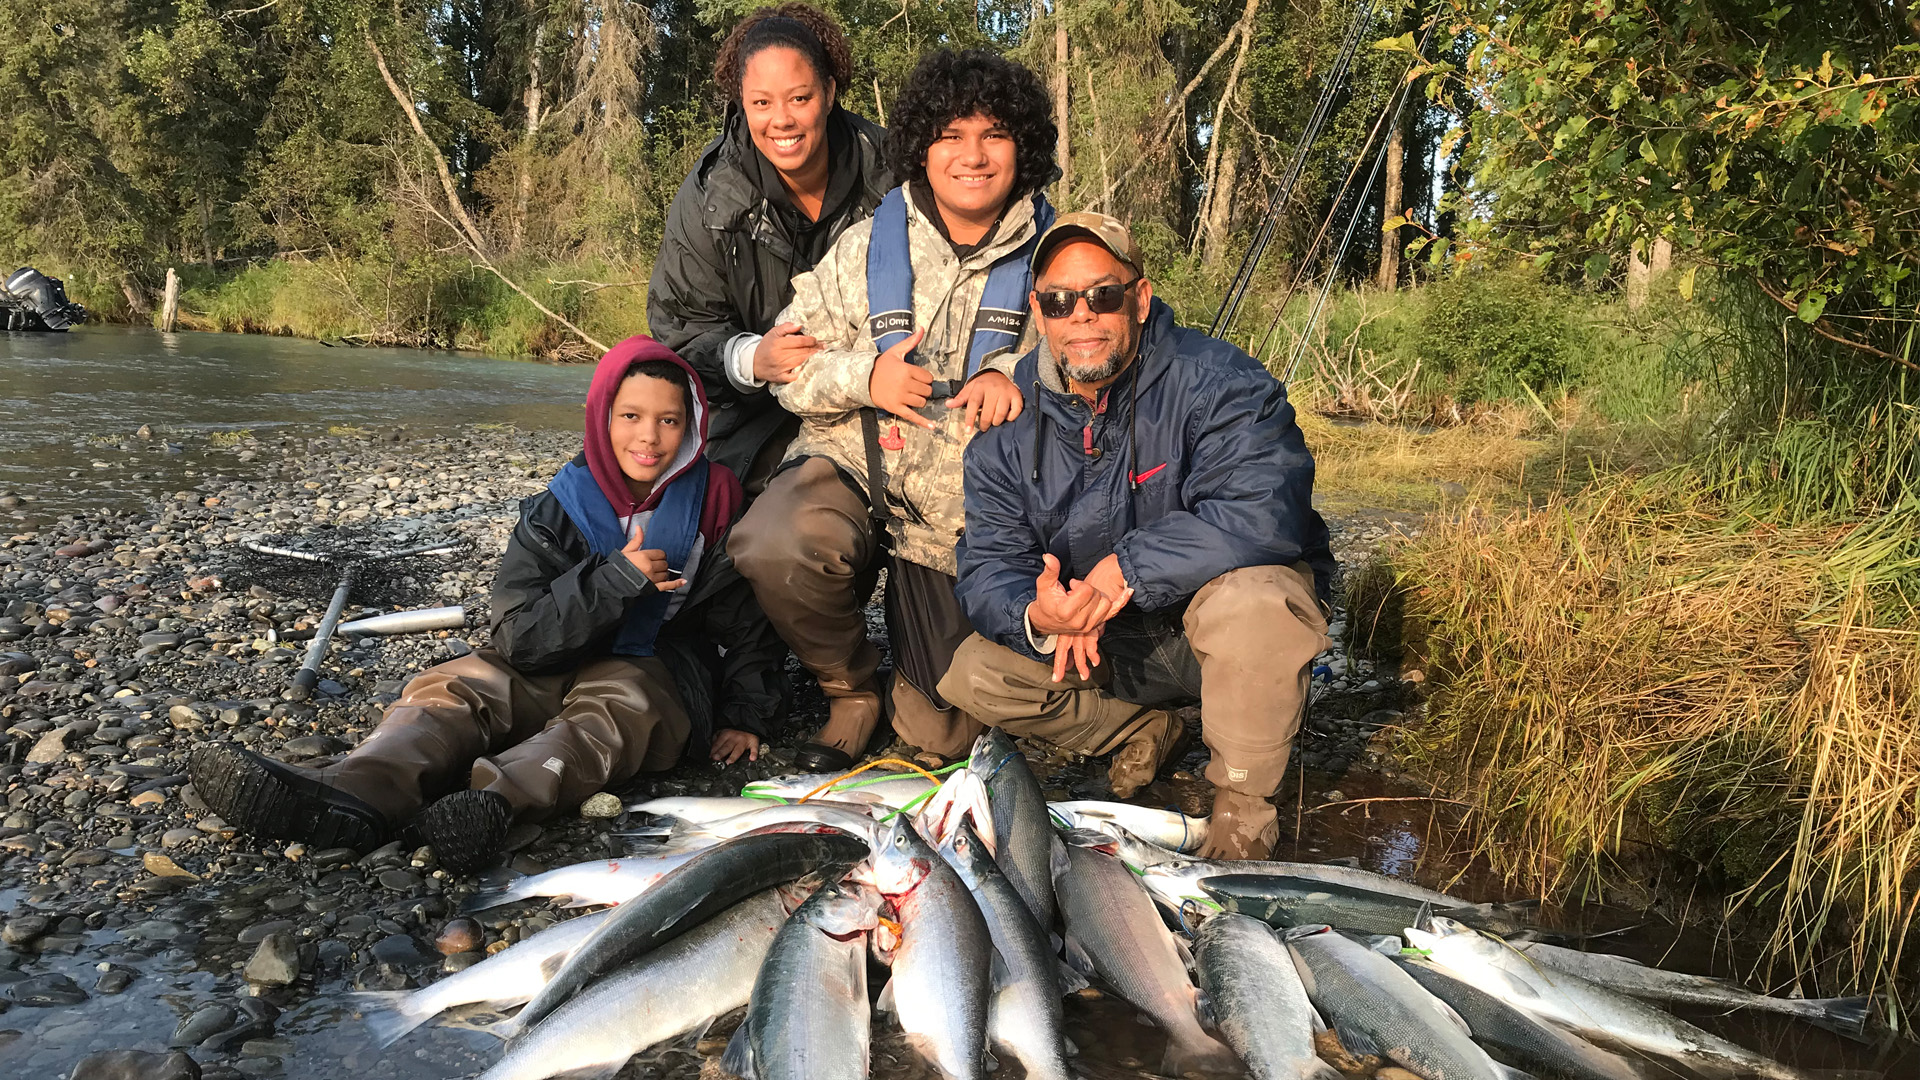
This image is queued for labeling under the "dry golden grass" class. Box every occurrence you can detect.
[1296,383,1688,513]
[1299,409,1544,510]
[1389,477,1920,1002]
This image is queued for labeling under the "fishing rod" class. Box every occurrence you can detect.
[1208,0,1378,341]
[1276,14,1441,386]
[1248,36,1406,368]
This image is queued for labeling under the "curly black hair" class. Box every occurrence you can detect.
[884,49,1057,201]
[712,4,853,104]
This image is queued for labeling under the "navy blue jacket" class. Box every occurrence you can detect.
[955,298,1335,661]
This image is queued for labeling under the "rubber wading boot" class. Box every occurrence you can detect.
[1197,787,1280,861]
[408,789,513,876]
[794,682,888,774]
[1106,710,1178,799]
[188,743,388,853]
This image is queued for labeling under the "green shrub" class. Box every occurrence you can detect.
[1417,265,1589,401]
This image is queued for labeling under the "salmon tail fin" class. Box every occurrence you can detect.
[720,1021,756,1079]
[1802,995,1874,1040]
[484,1011,525,1042]
[346,991,425,1047]
[460,883,526,913]
[1159,1033,1240,1078]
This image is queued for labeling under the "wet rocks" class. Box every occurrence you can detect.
[236,919,295,944]
[9,972,88,1006]
[376,869,421,892]
[172,1003,237,1047]
[67,1049,200,1080]
[370,933,435,970]
[26,724,73,763]
[241,932,299,986]
[434,917,482,955]
[94,966,137,994]
[2,914,50,945]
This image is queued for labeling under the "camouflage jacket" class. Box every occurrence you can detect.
[771,186,1042,574]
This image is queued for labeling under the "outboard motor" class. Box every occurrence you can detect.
[3,267,87,330]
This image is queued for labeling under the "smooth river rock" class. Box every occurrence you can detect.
[67,1049,201,1080]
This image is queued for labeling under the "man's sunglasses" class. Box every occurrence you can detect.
[1033,278,1140,320]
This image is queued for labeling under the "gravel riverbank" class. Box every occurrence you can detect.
[0,423,1411,1079]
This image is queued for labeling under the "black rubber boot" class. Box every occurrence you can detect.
[188,743,389,853]
[408,789,513,876]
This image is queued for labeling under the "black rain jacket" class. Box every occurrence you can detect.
[647,104,893,478]
[488,480,788,757]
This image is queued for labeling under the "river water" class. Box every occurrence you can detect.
[0,327,590,523]
[1,328,1912,1078]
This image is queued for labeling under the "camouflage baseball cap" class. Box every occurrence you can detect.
[1033,212,1144,277]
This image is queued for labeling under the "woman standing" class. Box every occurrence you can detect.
[648,3,892,491]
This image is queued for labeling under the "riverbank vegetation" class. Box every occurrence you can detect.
[1339,0,1920,1009]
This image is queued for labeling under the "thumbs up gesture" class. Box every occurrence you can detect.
[621,524,686,592]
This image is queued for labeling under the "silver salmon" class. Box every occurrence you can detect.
[939,819,1074,1080]
[1048,800,1210,852]
[505,829,868,1036]
[460,853,700,912]
[1395,955,1649,1080]
[1286,924,1526,1080]
[1138,854,1460,910]
[1054,841,1239,1077]
[967,730,1057,929]
[1407,916,1813,1080]
[741,769,938,810]
[474,890,788,1080]
[1199,873,1534,937]
[349,909,610,1045]
[1194,913,1339,1080]
[1509,940,1871,1037]
[724,874,882,1080]
[870,817,994,1080]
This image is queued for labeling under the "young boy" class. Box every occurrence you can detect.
[189,337,787,873]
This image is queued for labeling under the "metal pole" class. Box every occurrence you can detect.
[291,574,352,697]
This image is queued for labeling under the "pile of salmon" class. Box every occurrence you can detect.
[352,731,1874,1080]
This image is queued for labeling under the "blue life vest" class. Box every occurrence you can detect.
[864,186,1055,387]
[546,458,708,657]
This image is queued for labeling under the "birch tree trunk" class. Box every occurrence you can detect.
[1376,119,1405,290]
[366,30,489,255]
[1203,136,1241,266]
[1053,0,1070,205]
[1083,62,1111,214]
[159,268,180,332]
[511,23,546,254]
[1195,0,1258,263]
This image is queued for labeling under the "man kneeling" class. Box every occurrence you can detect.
[189,338,785,873]
[939,214,1335,860]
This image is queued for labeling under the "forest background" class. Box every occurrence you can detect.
[9,0,1920,1005]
